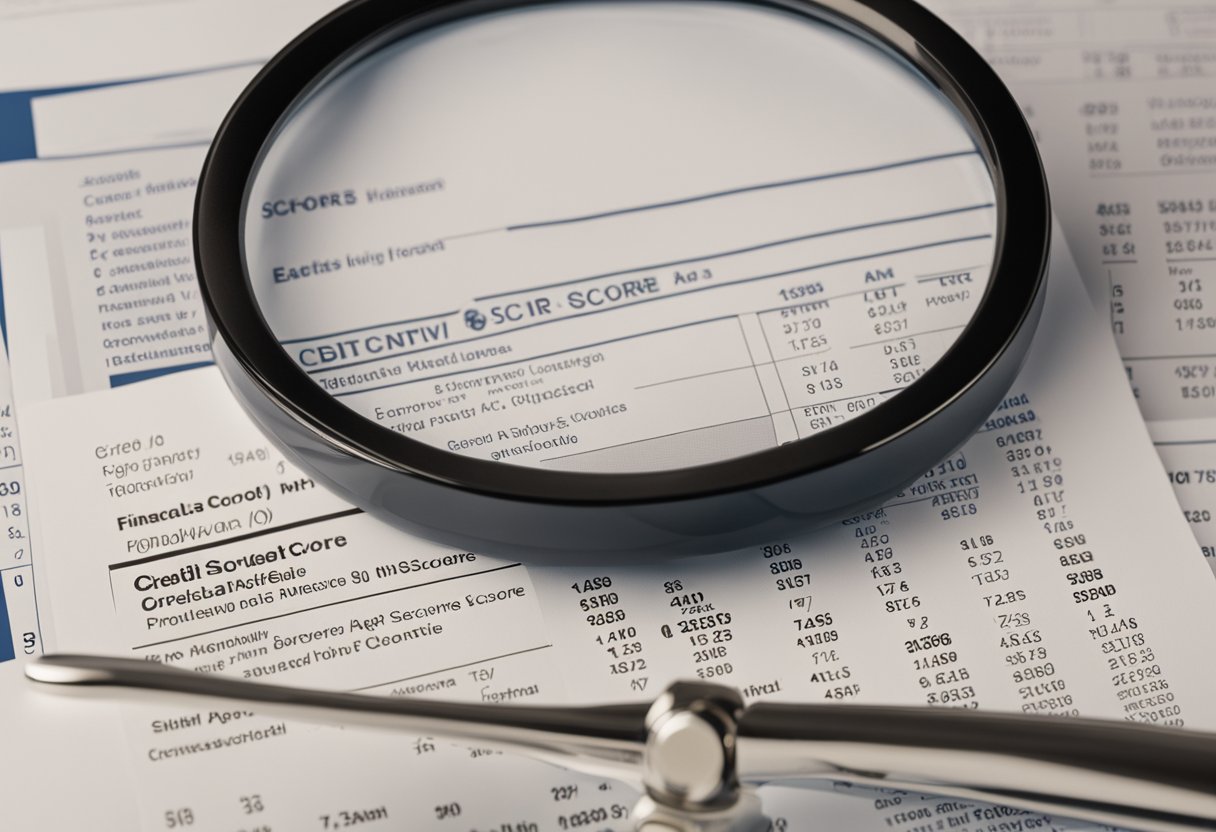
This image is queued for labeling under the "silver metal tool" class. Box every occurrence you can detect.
[27,654,1216,831]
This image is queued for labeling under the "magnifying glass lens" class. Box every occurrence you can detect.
[243,1,997,474]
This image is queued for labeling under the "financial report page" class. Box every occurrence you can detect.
[0,1,1215,831]
[11,229,1216,829]
[920,0,1216,571]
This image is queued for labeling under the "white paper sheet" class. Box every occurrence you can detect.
[1149,417,1216,573]
[0,347,39,664]
[924,0,1216,424]
[10,230,1212,830]
[2,1,1214,830]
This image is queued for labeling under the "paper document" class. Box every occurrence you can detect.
[0,346,40,666]
[1150,417,1216,573]
[0,0,340,89]
[1,1,1214,830]
[11,232,1213,830]
[925,0,1216,423]
[0,661,138,829]
[0,0,345,401]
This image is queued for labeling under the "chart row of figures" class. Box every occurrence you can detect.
[0,437,35,665]
[302,252,990,472]
[531,389,1189,732]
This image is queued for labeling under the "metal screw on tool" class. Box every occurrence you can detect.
[633,682,771,832]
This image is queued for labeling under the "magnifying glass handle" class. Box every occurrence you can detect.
[26,655,1216,832]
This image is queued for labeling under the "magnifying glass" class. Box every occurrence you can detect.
[194,0,1050,556]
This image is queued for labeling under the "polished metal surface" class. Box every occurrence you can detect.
[27,654,650,787]
[642,682,744,810]
[647,711,726,803]
[26,654,1216,832]
[737,703,1216,832]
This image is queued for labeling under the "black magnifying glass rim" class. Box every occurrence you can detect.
[195,0,1049,507]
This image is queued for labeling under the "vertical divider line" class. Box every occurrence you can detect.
[755,309,800,442]
[736,315,780,447]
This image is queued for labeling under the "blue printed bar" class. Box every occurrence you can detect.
[109,360,213,388]
[0,579,15,663]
